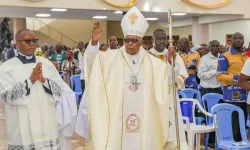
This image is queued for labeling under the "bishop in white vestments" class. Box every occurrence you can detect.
[84,7,170,150]
[149,29,189,149]
[0,29,65,150]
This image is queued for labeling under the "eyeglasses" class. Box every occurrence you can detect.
[124,38,140,43]
[18,39,39,45]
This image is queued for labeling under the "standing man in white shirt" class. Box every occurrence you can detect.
[198,40,222,96]
[78,41,86,93]
[197,40,222,148]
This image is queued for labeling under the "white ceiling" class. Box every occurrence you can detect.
[0,5,236,21]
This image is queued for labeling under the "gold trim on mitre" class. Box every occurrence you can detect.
[103,0,139,7]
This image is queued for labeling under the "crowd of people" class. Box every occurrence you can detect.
[1,6,250,150]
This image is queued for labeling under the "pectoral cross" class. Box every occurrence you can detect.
[129,76,140,92]
[129,13,138,25]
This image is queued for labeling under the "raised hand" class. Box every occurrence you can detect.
[91,21,104,45]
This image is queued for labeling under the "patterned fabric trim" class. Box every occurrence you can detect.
[1,80,28,104]
[48,79,62,98]
[43,79,53,96]
[8,138,60,150]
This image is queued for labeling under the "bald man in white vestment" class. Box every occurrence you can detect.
[0,29,69,150]
[83,7,170,150]
[149,29,189,150]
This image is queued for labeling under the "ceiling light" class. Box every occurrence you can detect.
[146,18,158,21]
[171,13,186,16]
[114,10,123,14]
[36,14,51,17]
[51,8,67,12]
[93,16,107,19]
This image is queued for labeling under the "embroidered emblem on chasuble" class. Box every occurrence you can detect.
[126,114,141,133]
[129,75,140,92]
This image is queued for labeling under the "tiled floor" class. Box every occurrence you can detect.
[0,99,215,150]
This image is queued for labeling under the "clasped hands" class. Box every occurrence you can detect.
[30,63,45,84]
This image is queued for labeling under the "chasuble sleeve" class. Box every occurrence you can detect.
[41,59,65,102]
[151,59,170,148]
[177,54,188,79]
[84,41,99,77]
[166,54,188,89]
[158,69,170,148]
[0,66,33,105]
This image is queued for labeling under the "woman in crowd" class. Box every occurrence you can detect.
[61,50,80,85]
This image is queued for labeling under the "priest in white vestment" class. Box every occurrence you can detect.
[0,29,65,150]
[107,36,120,51]
[149,29,189,150]
[83,7,170,150]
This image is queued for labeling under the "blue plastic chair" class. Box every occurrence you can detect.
[247,115,250,135]
[197,84,202,91]
[180,98,215,150]
[70,74,82,105]
[202,93,223,150]
[182,88,202,106]
[212,104,250,150]
[60,73,64,78]
[178,91,186,99]
[182,88,204,125]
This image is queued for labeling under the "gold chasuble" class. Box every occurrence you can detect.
[84,46,170,150]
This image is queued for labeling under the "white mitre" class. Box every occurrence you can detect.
[121,6,149,37]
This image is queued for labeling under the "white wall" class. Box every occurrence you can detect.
[26,19,107,47]
[210,20,250,46]
[107,21,192,38]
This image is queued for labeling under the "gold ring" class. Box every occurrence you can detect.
[183,0,232,8]
[103,0,139,7]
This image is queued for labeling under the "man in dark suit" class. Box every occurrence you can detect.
[7,44,17,59]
